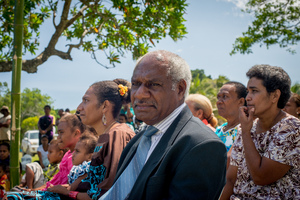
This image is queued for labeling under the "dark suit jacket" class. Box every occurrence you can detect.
[115,106,227,200]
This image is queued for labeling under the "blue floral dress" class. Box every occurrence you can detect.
[215,122,239,151]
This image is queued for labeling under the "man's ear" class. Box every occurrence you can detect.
[177,80,187,101]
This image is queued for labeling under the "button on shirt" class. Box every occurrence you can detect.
[145,103,186,162]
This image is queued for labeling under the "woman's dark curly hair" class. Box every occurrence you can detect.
[246,64,291,109]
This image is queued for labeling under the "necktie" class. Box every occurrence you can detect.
[100,126,158,200]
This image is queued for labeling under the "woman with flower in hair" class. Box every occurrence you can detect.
[47,79,135,200]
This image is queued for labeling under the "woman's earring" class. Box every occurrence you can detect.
[102,114,107,126]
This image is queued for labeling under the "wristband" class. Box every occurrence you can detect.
[69,191,79,199]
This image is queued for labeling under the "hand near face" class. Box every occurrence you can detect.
[239,106,255,134]
[47,184,69,195]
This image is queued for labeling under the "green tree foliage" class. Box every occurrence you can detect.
[0,82,10,107]
[21,116,39,134]
[189,70,230,125]
[291,82,300,94]
[21,88,54,120]
[0,0,188,73]
[0,82,54,121]
[231,0,300,55]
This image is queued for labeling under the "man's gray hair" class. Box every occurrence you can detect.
[135,50,191,98]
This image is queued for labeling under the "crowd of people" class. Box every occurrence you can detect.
[0,50,300,199]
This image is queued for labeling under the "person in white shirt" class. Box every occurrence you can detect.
[101,50,227,200]
[37,135,49,170]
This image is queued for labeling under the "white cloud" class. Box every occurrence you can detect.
[223,0,300,10]
[222,0,248,10]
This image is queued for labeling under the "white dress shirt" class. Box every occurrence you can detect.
[145,103,186,162]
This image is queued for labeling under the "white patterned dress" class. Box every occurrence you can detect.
[230,115,300,200]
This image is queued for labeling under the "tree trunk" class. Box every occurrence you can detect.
[10,0,24,187]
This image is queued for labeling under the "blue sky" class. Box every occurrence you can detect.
[1,0,299,110]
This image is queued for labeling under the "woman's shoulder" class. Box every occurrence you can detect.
[272,115,300,135]
[109,123,135,137]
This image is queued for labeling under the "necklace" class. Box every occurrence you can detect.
[102,121,117,134]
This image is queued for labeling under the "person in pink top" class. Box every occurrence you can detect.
[4,114,85,199]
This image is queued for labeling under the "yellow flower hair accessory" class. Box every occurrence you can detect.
[118,84,128,96]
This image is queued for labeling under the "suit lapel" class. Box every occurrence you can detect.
[129,106,193,199]
[114,126,146,180]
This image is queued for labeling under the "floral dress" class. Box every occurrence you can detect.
[215,122,239,151]
[230,116,300,199]
[75,123,135,199]
[68,161,90,184]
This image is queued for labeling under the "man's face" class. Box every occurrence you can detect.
[58,109,64,117]
[131,55,184,125]
[44,107,51,116]
[0,145,9,160]
[0,110,7,116]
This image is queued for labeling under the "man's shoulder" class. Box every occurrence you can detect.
[39,115,53,121]
[176,115,222,144]
[39,115,47,119]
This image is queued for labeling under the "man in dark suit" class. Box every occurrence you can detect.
[101,50,227,200]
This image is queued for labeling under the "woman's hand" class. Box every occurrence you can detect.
[239,106,254,134]
[47,185,69,195]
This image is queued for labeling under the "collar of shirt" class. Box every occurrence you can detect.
[152,102,186,134]
[145,103,186,162]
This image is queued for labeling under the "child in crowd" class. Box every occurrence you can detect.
[4,114,85,199]
[37,135,50,170]
[46,132,97,196]
[0,163,9,198]
[0,143,10,168]
[15,140,64,190]
[118,113,134,131]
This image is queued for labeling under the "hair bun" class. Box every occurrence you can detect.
[113,78,131,104]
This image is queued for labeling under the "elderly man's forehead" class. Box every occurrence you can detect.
[136,51,168,66]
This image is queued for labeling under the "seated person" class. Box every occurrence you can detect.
[46,133,97,197]
[0,163,9,198]
[216,81,247,169]
[186,94,218,131]
[6,131,97,199]
[16,140,63,190]
[38,135,50,170]
[0,143,10,168]
[283,92,300,119]
[4,114,85,199]
[220,65,300,199]
[118,114,134,130]
[120,103,134,125]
